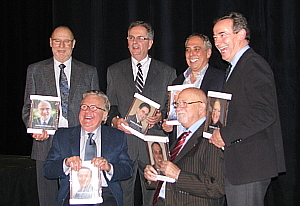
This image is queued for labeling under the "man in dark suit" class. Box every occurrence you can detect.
[44,90,133,206]
[145,88,225,205]
[32,101,56,129]
[210,12,286,205]
[22,26,99,206]
[126,102,151,133]
[106,21,176,205]
[163,34,224,145]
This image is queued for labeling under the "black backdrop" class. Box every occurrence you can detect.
[1,0,299,205]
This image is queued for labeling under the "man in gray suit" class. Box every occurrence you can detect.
[106,21,176,205]
[144,88,225,205]
[22,26,99,206]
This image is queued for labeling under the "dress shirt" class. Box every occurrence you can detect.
[227,45,250,81]
[63,126,114,187]
[159,117,206,199]
[131,55,151,82]
[183,63,209,88]
[54,57,72,128]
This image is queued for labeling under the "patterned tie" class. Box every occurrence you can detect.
[153,131,192,204]
[135,63,144,93]
[225,63,232,81]
[59,64,69,119]
[84,133,96,161]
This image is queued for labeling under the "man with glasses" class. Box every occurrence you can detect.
[32,101,55,129]
[210,12,285,205]
[22,26,99,206]
[144,88,225,205]
[106,21,176,205]
[45,90,133,206]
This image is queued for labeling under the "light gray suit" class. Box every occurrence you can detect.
[22,57,99,205]
[107,58,176,205]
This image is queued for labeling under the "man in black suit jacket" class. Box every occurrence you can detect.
[106,21,176,205]
[164,34,225,145]
[32,101,56,129]
[22,26,99,206]
[145,88,225,205]
[44,91,133,206]
[210,12,286,205]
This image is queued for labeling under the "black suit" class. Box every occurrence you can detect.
[106,57,176,205]
[165,123,225,206]
[169,65,225,145]
[220,48,285,185]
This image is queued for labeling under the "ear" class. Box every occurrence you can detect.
[238,29,246,41]
[206,49,212,59]
[49,38,53,47]
[148,39,154,50]
[72,39,76,49]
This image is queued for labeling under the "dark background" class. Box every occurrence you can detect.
[1,0,299,205]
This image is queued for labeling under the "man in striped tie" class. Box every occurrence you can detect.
[144,88,225,206]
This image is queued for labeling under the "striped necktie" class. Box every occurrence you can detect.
[135,63,144,93]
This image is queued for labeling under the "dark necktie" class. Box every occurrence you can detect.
[225,63,232,80]
[135,63,144,93]
[84,133,96,161]
[59,64,69,119]
[153,131,192,204]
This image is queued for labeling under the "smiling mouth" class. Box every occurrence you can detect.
[218,46,228,53]
[190,59,198,63]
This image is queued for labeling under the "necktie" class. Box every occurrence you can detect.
[42,121,47,125]
[225,63,232,81]
[59,64,69,119]
[153,131,192,204]
[84,133,96,161]
[135,63,144,93]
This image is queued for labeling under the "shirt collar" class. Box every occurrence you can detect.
[183,63,209,79]
[230,45,250,69]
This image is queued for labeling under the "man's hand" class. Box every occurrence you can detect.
[147,110,162,129]
[144,165,158,181]
[209,129,225,148]
[162,119,173,132]
[111,117,132,134]
[65,156,82,171]
[91,157,111,171]
[32,129,49,141]
[159,161,180,179]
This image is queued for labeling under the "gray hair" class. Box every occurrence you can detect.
[128,21,154,40]
[82,90,110,112]
[214,12,250,42]
[185,33,212,50]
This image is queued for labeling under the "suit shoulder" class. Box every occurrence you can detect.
[72,58,96,70]
[151,59,175,71]
[107,59,130,70]
[102,125,125,135]
[28,58,52,68]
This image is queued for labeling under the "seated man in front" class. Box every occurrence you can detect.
[44,90,133,206]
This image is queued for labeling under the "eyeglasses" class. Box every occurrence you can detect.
[127,35,150,42]
[52,39,74,46]
[173,100,204,108]
[80,104,106,112]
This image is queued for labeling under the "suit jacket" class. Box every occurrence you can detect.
[169,65,225,145]
[106,58,176,163]
[165,123,225,206]
[32,116,55,129]
[22,57,99,160]
[44,125,134,206]
[126,114,143,133]
[220,48,286,185]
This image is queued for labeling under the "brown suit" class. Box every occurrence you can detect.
[165,123,225,206]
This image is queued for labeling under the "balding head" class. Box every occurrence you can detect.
[175,88,207,128]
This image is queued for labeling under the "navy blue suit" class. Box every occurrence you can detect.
[44,125,133,206]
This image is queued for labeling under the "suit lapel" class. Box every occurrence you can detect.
[70,126,81,156]
[121,59,136,91]
[43,58,57,96]
[143,59,159,92]
[173,124,204,163]
[69,59,81,102]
